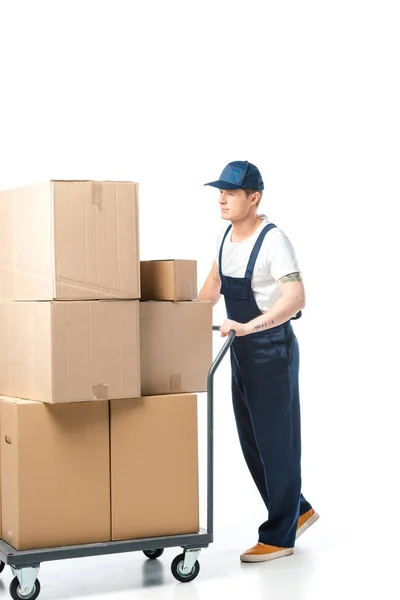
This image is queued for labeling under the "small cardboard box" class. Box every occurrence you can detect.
[140,260,197,301]
[139,301,212,396]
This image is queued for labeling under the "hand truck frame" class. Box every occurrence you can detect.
[0,327,235,600]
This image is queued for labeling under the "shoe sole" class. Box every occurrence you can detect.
[296,511,320,539]
[240,548,294,563]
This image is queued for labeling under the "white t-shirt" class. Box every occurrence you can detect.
[214,214,300,313]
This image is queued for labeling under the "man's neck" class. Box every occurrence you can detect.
[231,214,263,242]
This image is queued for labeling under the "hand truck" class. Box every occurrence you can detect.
[0,327,235,600]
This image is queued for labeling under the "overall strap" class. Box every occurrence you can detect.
[245,223,277,279]
[218,224,233,278]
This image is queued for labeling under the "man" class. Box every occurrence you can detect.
[198,160,319,563]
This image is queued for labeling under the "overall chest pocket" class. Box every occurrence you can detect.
[220,276,250,300]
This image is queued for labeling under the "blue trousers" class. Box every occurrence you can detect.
[230,321,312,548]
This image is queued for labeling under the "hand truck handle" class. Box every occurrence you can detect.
[206,326,236,536]
[210,326,236,368]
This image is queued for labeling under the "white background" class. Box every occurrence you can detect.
[0,1,399,599]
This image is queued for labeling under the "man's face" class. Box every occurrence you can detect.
[218,188,255,221]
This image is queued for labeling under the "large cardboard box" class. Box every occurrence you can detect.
[140,301,212,396]
[0,300,140,403]
[111,394,199,540]
[0,397,110,550]
[0,180,140,301]
[140,260,197,301]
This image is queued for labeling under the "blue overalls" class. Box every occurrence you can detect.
[219,222,312,548]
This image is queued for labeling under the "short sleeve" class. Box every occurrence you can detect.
[264,229,300,281]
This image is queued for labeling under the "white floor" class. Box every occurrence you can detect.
[1,321,398,600]
[0,514,395,600]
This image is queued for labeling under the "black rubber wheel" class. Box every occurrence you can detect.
[171,553,200,583]
[143,548,164,560]
[0,560,5,573]
[10,576,41,600]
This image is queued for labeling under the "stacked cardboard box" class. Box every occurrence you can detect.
[0,179,141,549]
[0,398,111,549]
[111,260,213,542]
[0,180,142,404]
[140,260,211,396]
[0,181,212,550]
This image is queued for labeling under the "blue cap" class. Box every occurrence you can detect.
[204,160,264,191]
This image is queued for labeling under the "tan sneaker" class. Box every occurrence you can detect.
[296,508,320,539]
[240,543,294,563]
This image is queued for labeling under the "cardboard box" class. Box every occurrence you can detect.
[0,397,110,550]
[0,180,140,301]
[140,301,212,396]
[111,394,199,540]
[140,260,197,301]
[0,300,140,403]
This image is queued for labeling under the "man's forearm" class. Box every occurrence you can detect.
[244,295,305,334]
[196,279,221,306]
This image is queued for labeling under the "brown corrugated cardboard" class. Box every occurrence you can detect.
[111,394,199,540]
[0,397,110,550]
[0,180,140,301]
[0,300,140,403]
[140,301,212,396]
[140,260,197,301]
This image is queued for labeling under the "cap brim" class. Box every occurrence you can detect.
[204,180,242,190]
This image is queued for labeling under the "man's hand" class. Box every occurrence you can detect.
[220,319,247,337]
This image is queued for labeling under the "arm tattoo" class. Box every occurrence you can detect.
[279,272,302,284]
[254,319,275,332]
[251,273,302,332]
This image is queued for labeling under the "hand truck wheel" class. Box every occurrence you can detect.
[171,553,200,583]
[143,548,164,560]
[10,576,41,600]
